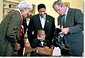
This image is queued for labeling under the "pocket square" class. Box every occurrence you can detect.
[47,20,49,22]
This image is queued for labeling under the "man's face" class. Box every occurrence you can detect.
[22,9,31,18]
[54,4,65,15]
[38,8,46,17]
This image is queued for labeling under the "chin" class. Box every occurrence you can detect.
[24,16,26,19]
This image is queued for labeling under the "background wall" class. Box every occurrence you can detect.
[0,0,83,25]
[26,0,83,26]
[0,0,3,23]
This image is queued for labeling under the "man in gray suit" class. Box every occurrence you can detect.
[53,0,83,56]
[28,4,55,46]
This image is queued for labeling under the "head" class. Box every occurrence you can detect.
[53,0,67,15]
[17,1,33,18]
[37,29,46,40]
[38,4,46,17]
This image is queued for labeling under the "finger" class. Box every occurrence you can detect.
[56,25,60,28]
[59,32,63,34]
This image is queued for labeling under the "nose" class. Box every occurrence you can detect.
[41,12,45,16]
[27,11,31,16]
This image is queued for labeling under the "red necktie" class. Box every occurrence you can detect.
[19,17,24,40]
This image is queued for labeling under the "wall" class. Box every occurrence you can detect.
[0,0,3,23]
[26,0,83,26]
[0,0,83,25]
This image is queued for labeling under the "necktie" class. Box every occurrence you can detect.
[41,18,45,28]
[41,41,44,46]
[40,40,44,46]
[62,14,65,27]
[19,17,24,40]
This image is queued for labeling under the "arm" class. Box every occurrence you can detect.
[50,17,55,41]
[69,9,83,34]
[44,40,51,48]
[27,17,34,44]
[59,9,83,34]
[6,11,21,47]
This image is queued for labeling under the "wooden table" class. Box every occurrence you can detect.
[23,46,53,56]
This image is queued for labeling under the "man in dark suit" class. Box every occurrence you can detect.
[53,0,83,56]
[28,4,55,46]
[0,1,33,56]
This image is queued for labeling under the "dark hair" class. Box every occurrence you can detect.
[53,0,64,8]
[37,4,46,11]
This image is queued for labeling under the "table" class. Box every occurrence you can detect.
[23,46,53,56]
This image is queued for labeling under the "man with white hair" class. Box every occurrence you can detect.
[0,1,32,56]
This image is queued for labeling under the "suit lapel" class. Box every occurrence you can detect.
[65,8,72,27]
[36,14,42,28]
[44,14,50,29]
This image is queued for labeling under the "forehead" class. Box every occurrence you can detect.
[38,30,45,34]
[54,4,61,9]
[39,8,46,11]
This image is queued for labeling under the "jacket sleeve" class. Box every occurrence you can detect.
[27,17,34,44]
[69,9,83,34]
[50,17,55,40]
[46,40,51,48]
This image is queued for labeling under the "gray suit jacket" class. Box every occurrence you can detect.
[58,8,83,56]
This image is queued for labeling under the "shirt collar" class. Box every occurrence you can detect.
[39,14,46,19]
[15,8,22,15]
[64,7,69,16]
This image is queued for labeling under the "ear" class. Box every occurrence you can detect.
[37,35,39,37]
[61,4,64,7]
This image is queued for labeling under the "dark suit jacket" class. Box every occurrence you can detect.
[31,39,51,48]
[58,8,83,56]
[0,10,21,56]
[28,14,55,45]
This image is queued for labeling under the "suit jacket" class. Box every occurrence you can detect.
[58,8,83,56]
[28,14,55,45]
[31,39,51,48]
[0,10,21,56]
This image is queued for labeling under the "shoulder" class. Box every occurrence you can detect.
[9,10,20,15]
[46,14,55,19]
[44,40,50,42]
[69,8,82,13]
[7,10,21,18]
[30,14,39,19]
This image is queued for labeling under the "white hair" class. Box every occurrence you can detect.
[17,1,33,11]
[53,0,64,8]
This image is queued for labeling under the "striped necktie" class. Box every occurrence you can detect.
[62,14,65,27]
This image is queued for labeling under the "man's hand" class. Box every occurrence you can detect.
[37,35,42,40]
[59,27,69,35]
[14,43,21,51]
[56,25,61,28]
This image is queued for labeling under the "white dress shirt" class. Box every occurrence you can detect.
[40,15,46,28]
